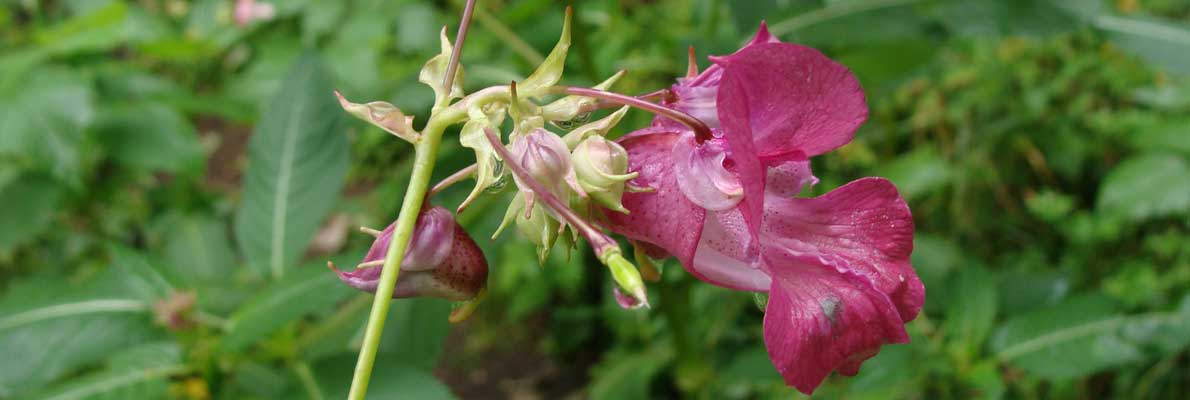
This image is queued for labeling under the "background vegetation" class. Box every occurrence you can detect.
[1,0,1189,398]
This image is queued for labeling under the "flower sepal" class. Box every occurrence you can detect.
[420,27,465,109]
[516,7,572,98]
[335,91,419,144]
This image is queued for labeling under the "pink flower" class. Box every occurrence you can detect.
[602,24,924,394]
[234,0,276,27]
[332,206,488,301]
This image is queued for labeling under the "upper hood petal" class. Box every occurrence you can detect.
[716,42,868,161]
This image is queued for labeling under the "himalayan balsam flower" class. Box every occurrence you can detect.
[602,23,924,394]
[332,206,488,301]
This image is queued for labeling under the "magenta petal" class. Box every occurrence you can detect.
[766,159,817,197]
[672,134,744,211]
[744,21,779,48]
[714,73,768,253]
[684,22,782,88]
[716,42,867,160]
[361,207,454,271]
[603,131,706,267]
[762,248,909,394]
[688,208,770,291]
[613,287,645,309]
[763,177,924,321]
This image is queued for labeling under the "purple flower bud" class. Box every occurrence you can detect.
[509,128,586,204]
[332,206,488,301]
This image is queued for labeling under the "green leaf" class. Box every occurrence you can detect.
[1096,153,1190,222]
[311,355,456,400]
[221,265,354,352]
[32,1,131,56]
[158,213,237,285]
[27,342,185,400]
[376,298,453,370]
[0,173,64,253]
[0,270,163,397]
[910,235,961,310]
[996,270,1070,315]
[728,0,779,33]
[108,245,178,303]
[934,0,1078,38]
[878,147,952,200]
[1094,15,1190,75]
[991,295,1190,379]
[589,347,674,400]
[234,53,350,279]
[0,66,94,185]
[944,265,998,362]
[832,344,923,400]
[1128,117,1190,155]
[91,103,204,175]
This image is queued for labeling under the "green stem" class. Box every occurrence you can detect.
[293,361,326,400]
[345,87,504,399]
[346,118,445,399]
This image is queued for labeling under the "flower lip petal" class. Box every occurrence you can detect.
[765,159,818,198]
[688,208,771,291]
[761,247,909,394]
[763,177,923,322]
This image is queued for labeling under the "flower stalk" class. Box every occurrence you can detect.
[347,1,477,398]
[556,86,713,142]
[343,88,510,399]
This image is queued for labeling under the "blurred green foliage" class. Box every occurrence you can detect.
[1,0,1189,399]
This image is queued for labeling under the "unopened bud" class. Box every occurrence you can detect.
[601,250,649,309]
[493,193,559,264]
[509,128,585,201]
[573,136,637,213]
[331,206,487,301]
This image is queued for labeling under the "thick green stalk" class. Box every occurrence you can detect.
[345,89,498,399]
[346,118,447,399]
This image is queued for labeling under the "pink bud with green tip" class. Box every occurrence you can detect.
[331,206,488,301]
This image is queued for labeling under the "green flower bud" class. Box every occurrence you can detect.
[494,193,560,264]
[572,136,637,213]
[601,250,649,309]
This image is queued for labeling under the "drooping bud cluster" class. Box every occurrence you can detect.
[333,7,652,312]
[331,206,487,301]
